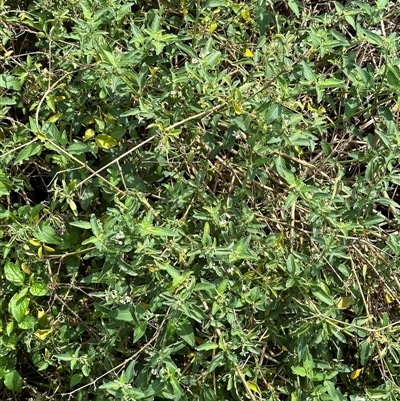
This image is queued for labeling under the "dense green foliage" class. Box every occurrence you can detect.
[1,0,400,399]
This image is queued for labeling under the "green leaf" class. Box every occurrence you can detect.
[34,223,61,245]
[204,51,222,68]
[360,339,375,366]
[107,305,134,322]
[357,25,384,47]
[69,220,92,229]
[133,321,147,343]
[318,78,346,89]
[387,66,400,88]
[137,64,148,90]
[205,0,226,7]
[247,381,261,394]
[0,169,11,196]
[197,342,219,351]
[376,198,399,210]
[4,370,23,392]
[176,319,195,346]
[287,0,300,17]
[139,225,180,237]
[124,360,136,383]
[175,42,198,59]
[95,134,118,149]
[265,103,282,123]
[0,74,21,90]
[312,283,334,305]
[4,262,25,286]
[8,290,29,323]
[68,142,92,154]
[70,373,83,388]
[120,108,141,117]
[0,96,16,105]
[14,142,42,164]
[30,281,48,296]
[292,366,307,377]
[101,49,118,68]
[90,214,101,237]
[208,352,225,372]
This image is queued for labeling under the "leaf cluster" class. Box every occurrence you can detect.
[1,0,400,400]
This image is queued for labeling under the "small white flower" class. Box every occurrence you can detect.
[227,267,234,274]
[233,131,241,139]
[115,231,125,239]
[242,285,247,291]
[191,58,199,64]
[370,28,382,35]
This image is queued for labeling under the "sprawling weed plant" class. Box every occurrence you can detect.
[1,0,400,399]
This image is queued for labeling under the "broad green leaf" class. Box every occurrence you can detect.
[360,339,375,366]
[4,370,23,392]
[0,169,11,196]
[139,226,180,237]
[68,142,92,154]
[208,352,224,372]
[285,192,298,209]
[0,96,16,105]
[14,142,42,164]
[69,220,92,229]
[312,283,334,305]
[107,305,134,322]
[0,74,21,90]
[386,66,400,88]
[318,78,346,88]
[137,64,148,89]
[95,134,118,149]
[287,0,300,17]
[19,315,37,330]
[90,214,101,237]
[175,42,198,59]
[124,360,136,383]
[30,281,48,296]
[4,262,25,286]
[70,373,83,388]
[197,342,219,351]
[34,223,61,245]
[176,319,195,346]
[204,51,222,67]
[292,366,307,376]
[54,353,74,361]
[265,103,282,123]
[133,321,147,343]
[357,25,384,47]
[120,108,141,117]
[205,0,226,7]
[8,291,29,323]
[101,49,118,68]
[376,198,399,209]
